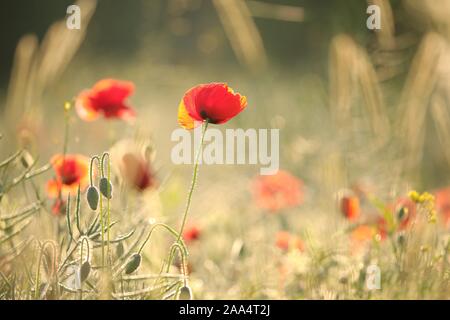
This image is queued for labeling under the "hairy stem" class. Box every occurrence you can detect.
[176,121,209,244]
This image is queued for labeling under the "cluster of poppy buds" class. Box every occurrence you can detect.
[86,152,114,211]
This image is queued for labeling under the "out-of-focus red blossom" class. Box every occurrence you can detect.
[51,198,66,216]
[110,139,157,192]
[46,154,90,198]
[340,195,360,221]
[183,225,201,243]
[275,231,304,252]
[252,170,303,212]
[376,217,388,240]
[434,187,450,227]
[350,225,375,252]
[76,79,136,122]
[178,83,247,130]
[121,154,155,191]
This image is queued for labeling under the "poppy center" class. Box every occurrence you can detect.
[59,160,81,185]
[199,110,217,124]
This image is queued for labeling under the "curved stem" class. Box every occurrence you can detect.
[89,156,100,186]
[176,121,209,243]
[138,223,188,255]
[166,243,188,286]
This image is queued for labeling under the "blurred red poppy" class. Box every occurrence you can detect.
[76,79,136,121]
[178,83,247,129]
[340,195,360,221]
[183,225,201,244]
[376,217,388,240]
[46,154,90,198]
[275,231,304,252]
[110,139,157,192]
[350,225,376,252]
[434,187,450,227]
[252,170,303,212]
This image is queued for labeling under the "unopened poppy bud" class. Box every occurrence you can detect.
[125,253,141,274]
[86,186,99,210]
[99,177,113,199]
[78,261,91,283]
[116,242,124,258]
[178,285,193,300]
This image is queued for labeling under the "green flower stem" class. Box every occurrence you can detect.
[99,181,104,268]
[89,156,100,186]
[101,152,111,264]
[176,120,209,244]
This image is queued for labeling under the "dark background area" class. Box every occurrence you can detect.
[0,0,386,90]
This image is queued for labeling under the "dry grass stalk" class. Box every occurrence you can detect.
[329,34,390,145]
[213,0,267,72]
[368,0,396,49]
[246,0,304,23]
[397,33,447,171]
[3,0,97,134]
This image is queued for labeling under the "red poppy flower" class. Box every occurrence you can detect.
[46,154,90,198]
[434,187,450,227]
[340,194,360,221]
[275,231,304,252]
[183,225,201,244]
[110,139,157,192]
[76,79,136,121]
[178,83,247,129]
[252,170,303,212]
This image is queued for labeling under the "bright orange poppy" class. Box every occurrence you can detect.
[350,225,375,250]
[178,83,247,129]
[46,154,90,198]
[76,79,136,121]
[340,195,360,221]
[252,170,303,212]
[275,231,304,252]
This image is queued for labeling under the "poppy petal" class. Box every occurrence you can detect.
[46,179,62,198]
[75,91,100,121]
[178,99,198,130]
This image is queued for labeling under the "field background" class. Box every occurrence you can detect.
[0,0,449,299]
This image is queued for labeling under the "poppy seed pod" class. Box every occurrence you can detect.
[99,177,113,199]
[79,261,91,283]
[125,253,141,274]
[86,186,99,210]
[178,286,193,300]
